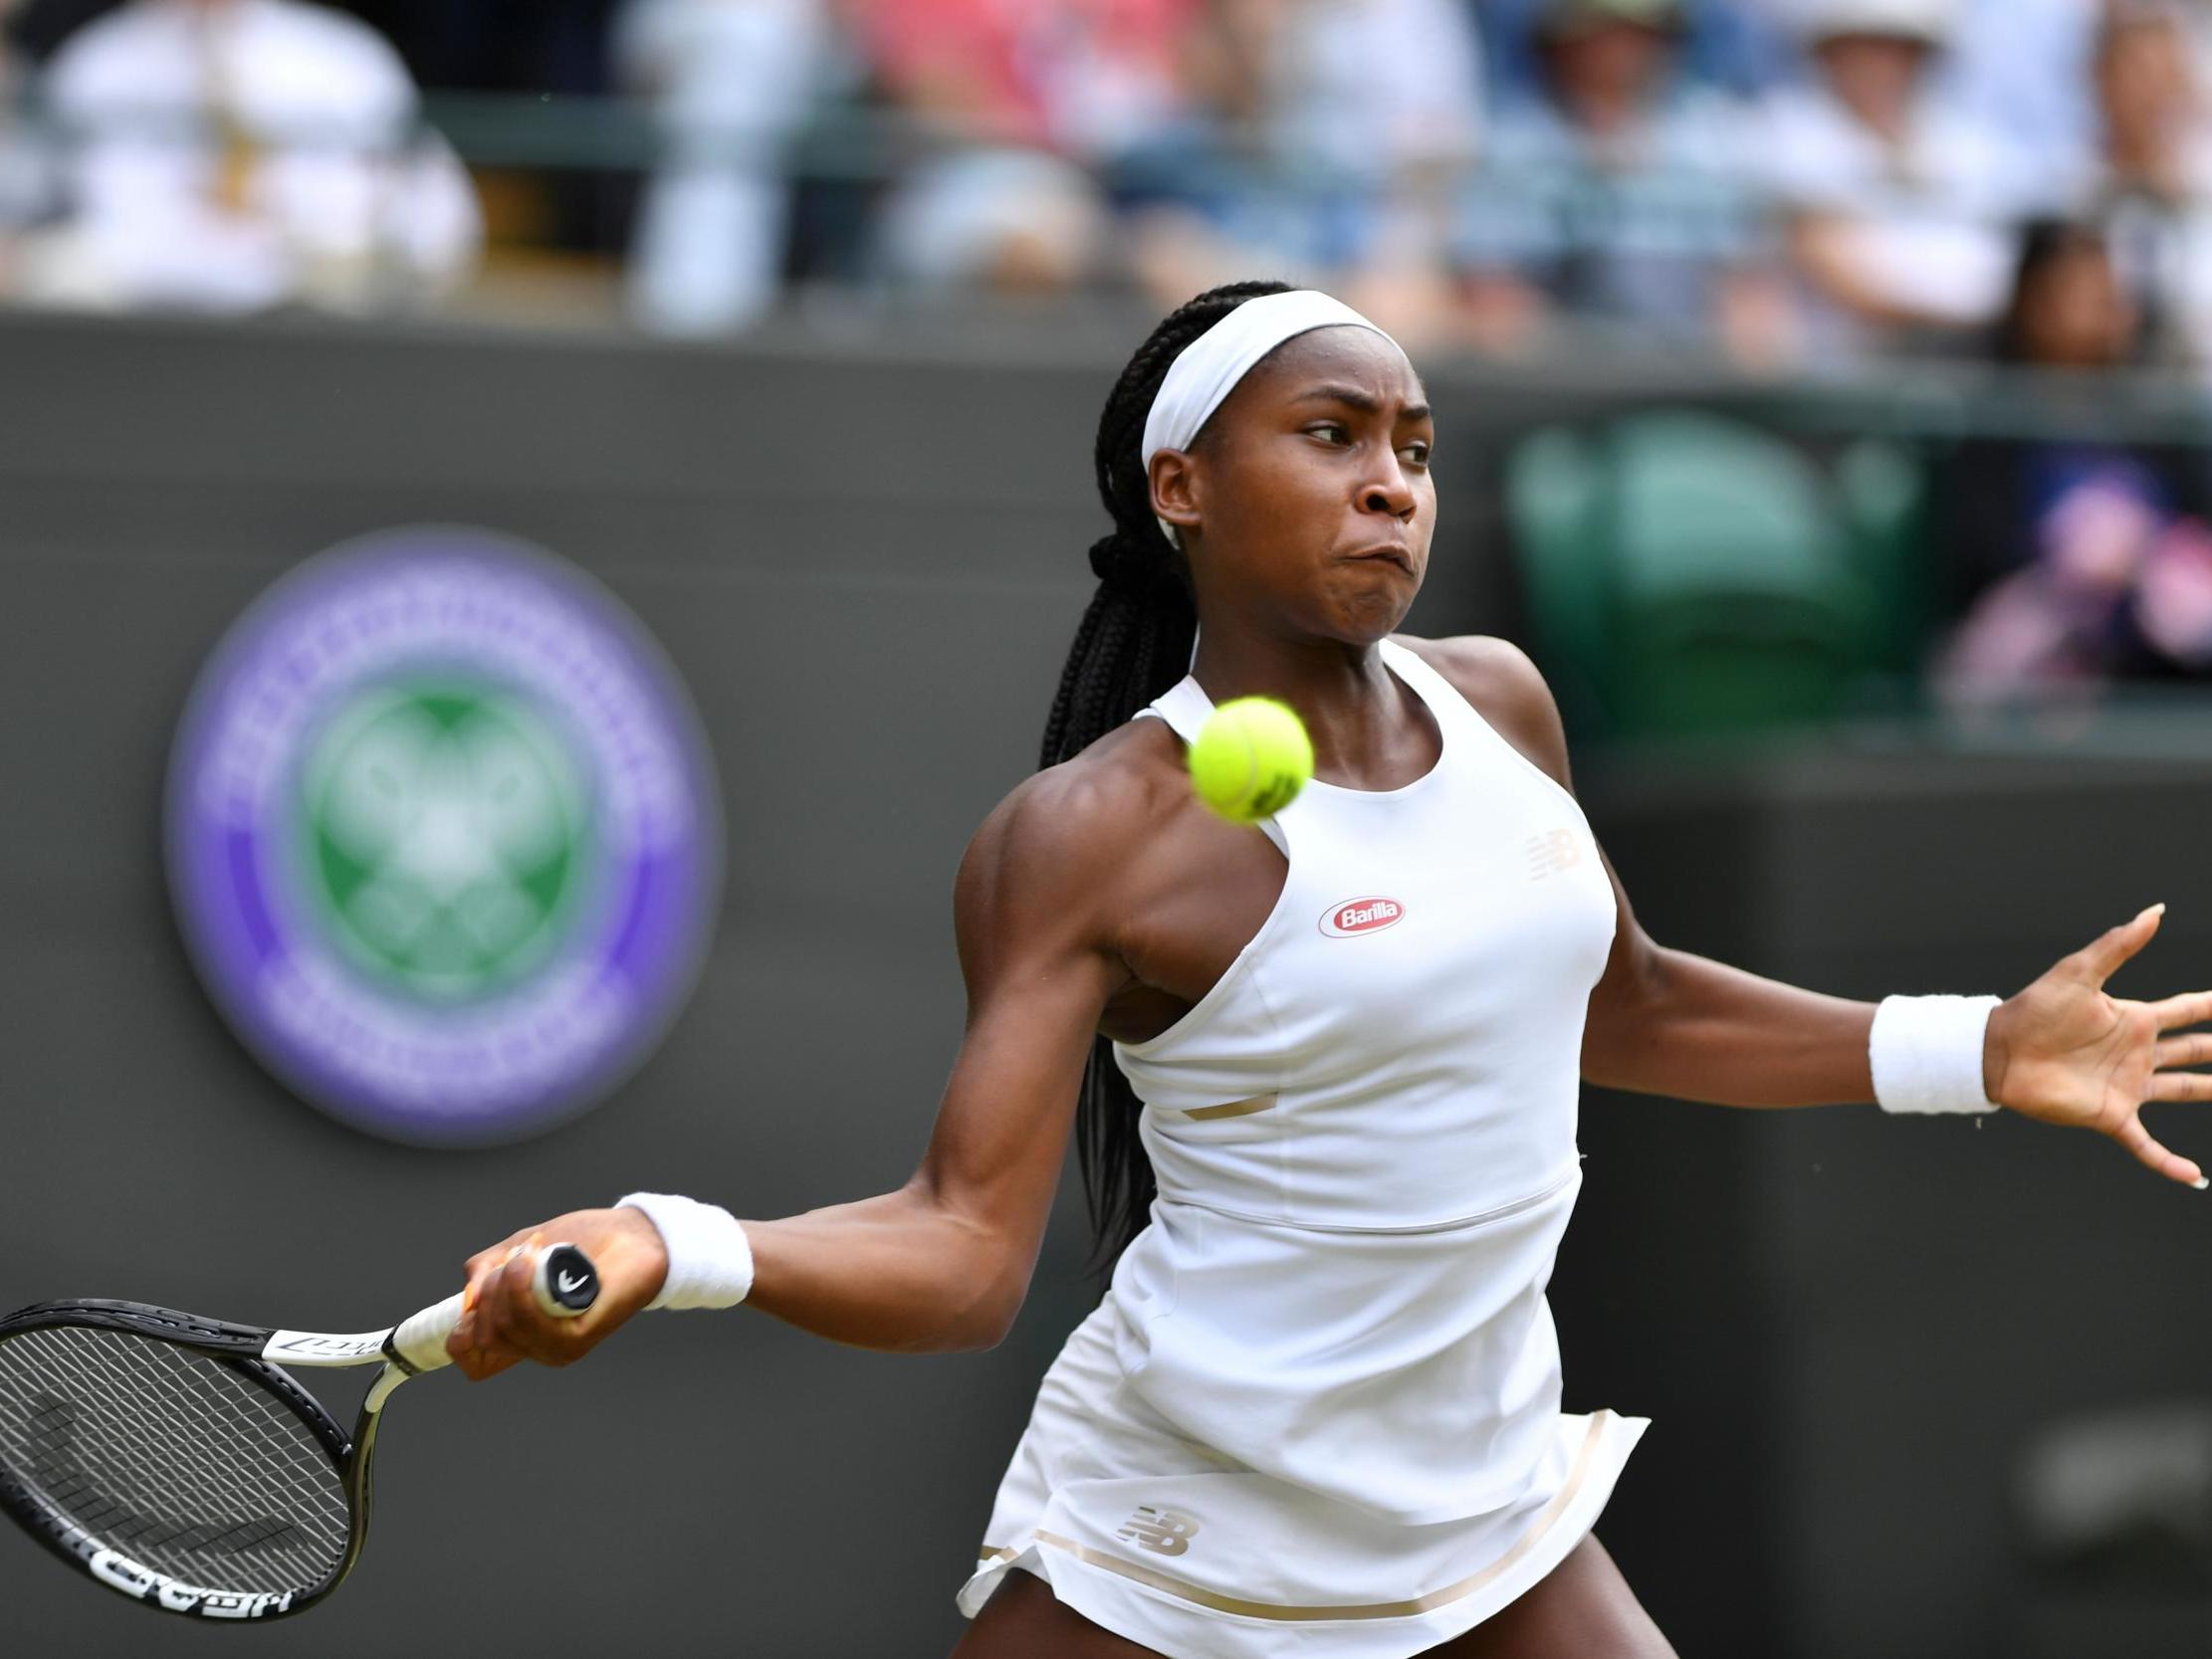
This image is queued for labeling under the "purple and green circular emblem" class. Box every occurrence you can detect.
[166,526,722,1145]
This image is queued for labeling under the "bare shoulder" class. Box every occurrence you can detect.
[1394,633,1575,793]
[955,718,1186,951]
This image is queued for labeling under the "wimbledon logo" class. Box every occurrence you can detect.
[165,527,723,1144]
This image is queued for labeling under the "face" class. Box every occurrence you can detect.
[1544,21,1673,116]
[1815,34,1933,131]
[1150,325,1436,646]
[2099,20,2196,141]
[2017,238,2136,368]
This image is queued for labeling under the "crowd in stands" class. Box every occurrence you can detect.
[0,0,2209,368]
[6,0,2212,712]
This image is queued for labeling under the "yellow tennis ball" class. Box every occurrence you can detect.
[1189,697,1314,823]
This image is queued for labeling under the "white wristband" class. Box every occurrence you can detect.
[1870,994,2003,1115]
[615,1192,755,1310]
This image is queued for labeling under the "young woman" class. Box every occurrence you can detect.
[446,282,2212,1658]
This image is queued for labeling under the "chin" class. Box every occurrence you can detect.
[1323,598,1415,645]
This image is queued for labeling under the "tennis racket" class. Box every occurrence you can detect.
[0,1243,600,1621]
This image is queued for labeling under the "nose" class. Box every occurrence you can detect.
[1360,453,1418,522]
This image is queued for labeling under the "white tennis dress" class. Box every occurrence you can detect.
[956,638,1648,1657]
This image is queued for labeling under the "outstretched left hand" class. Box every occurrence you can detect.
[1985,903,2211,1188]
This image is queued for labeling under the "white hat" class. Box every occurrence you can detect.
[1798,0,1955,42]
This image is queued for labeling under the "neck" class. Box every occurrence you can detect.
[1189,621,1432,791]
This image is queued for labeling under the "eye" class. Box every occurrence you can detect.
[1402,442,1432,466]
[1307,422,1352,445]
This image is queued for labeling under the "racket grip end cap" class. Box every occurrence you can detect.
[533,1243,601,1318]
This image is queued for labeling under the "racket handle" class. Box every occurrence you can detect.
[388,1293,468,1373]
[385,1243,601,1374]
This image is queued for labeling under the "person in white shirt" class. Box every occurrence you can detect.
[616,0,829,334]
[1761,0,2029,357]
[1452,0,1783,361]
[2074,1,2212,370]
[22,0,480,313]
[1122,0,1485,346]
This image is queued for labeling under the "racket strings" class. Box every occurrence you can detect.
[0,1326,350,1595]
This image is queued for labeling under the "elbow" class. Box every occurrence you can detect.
[958,1274,1029,1352]
[897,1180,1037,1353]
[931,1295,1019,1354]
[924,1222,1030,1353]
[959,1321,1014,1354]
[885,1291,1016,1355]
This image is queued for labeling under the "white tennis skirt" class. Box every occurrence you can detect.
[956,1295,1648,1659]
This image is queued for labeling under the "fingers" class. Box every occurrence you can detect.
[2074,903,2165,986]
[449,1233,595,1379]
[2143,1067,2212,1102]
[452,1347,523,1383]
[2110,1109,2207,1188]
[2147,987,2212,1032]
[2153,1032,2212,1070]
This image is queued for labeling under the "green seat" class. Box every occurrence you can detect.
[1504,411,1916,740]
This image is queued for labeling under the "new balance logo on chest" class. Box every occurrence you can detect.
[1525,828,1583,881]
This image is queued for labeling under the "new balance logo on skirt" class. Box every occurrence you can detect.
[1117,1507,1202,1556]
[1320,897,1404,937]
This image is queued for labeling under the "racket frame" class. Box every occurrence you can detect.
[0,1299,363,1619]
[0,1246,594,1622]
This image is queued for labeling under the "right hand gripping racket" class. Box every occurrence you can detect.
[0,1244,600,1621]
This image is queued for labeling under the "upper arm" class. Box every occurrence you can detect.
[906,763,1138,1329]
[1412,634,1666,1026]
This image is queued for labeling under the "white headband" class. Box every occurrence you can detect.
[1140,290,1399,549]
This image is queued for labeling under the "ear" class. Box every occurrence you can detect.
[1149,448,1203,540]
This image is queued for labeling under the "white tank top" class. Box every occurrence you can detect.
[1105,638,1618,1527]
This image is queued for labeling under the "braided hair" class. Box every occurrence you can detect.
[1039,278,1292,1283]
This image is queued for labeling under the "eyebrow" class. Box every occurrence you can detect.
[1291,384,1433,422]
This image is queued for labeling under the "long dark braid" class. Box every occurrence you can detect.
[1040,279,1292,1283]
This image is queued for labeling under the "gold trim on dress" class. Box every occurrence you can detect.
[1183,1094,1279,1121]
[1019,1411,1614,1622]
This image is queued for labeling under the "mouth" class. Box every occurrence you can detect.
[1343,545,1416,574]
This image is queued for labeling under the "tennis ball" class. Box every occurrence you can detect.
[1189,697,1314,823]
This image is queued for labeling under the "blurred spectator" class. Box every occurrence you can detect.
[1120,0,1484,342]
[854,0,1193,297]
[1761,0,2029,357]
[616,0,830,332]
[1660,0,2098,166]
[18,0,481,313]
[2074,0,2212,368]
[1934,219,2212,711]
[1482,0,1794,98]
[1451,0,1785,360]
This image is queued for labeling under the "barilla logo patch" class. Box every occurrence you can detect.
[1320,897,1405,937]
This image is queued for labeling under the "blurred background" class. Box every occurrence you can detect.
[4,0,2212,1654]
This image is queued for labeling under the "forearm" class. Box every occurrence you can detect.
[1582,945,1880,1108]
[733,1184,1011,1355]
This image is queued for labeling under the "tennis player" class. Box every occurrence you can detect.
[448,283,2212,1658]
